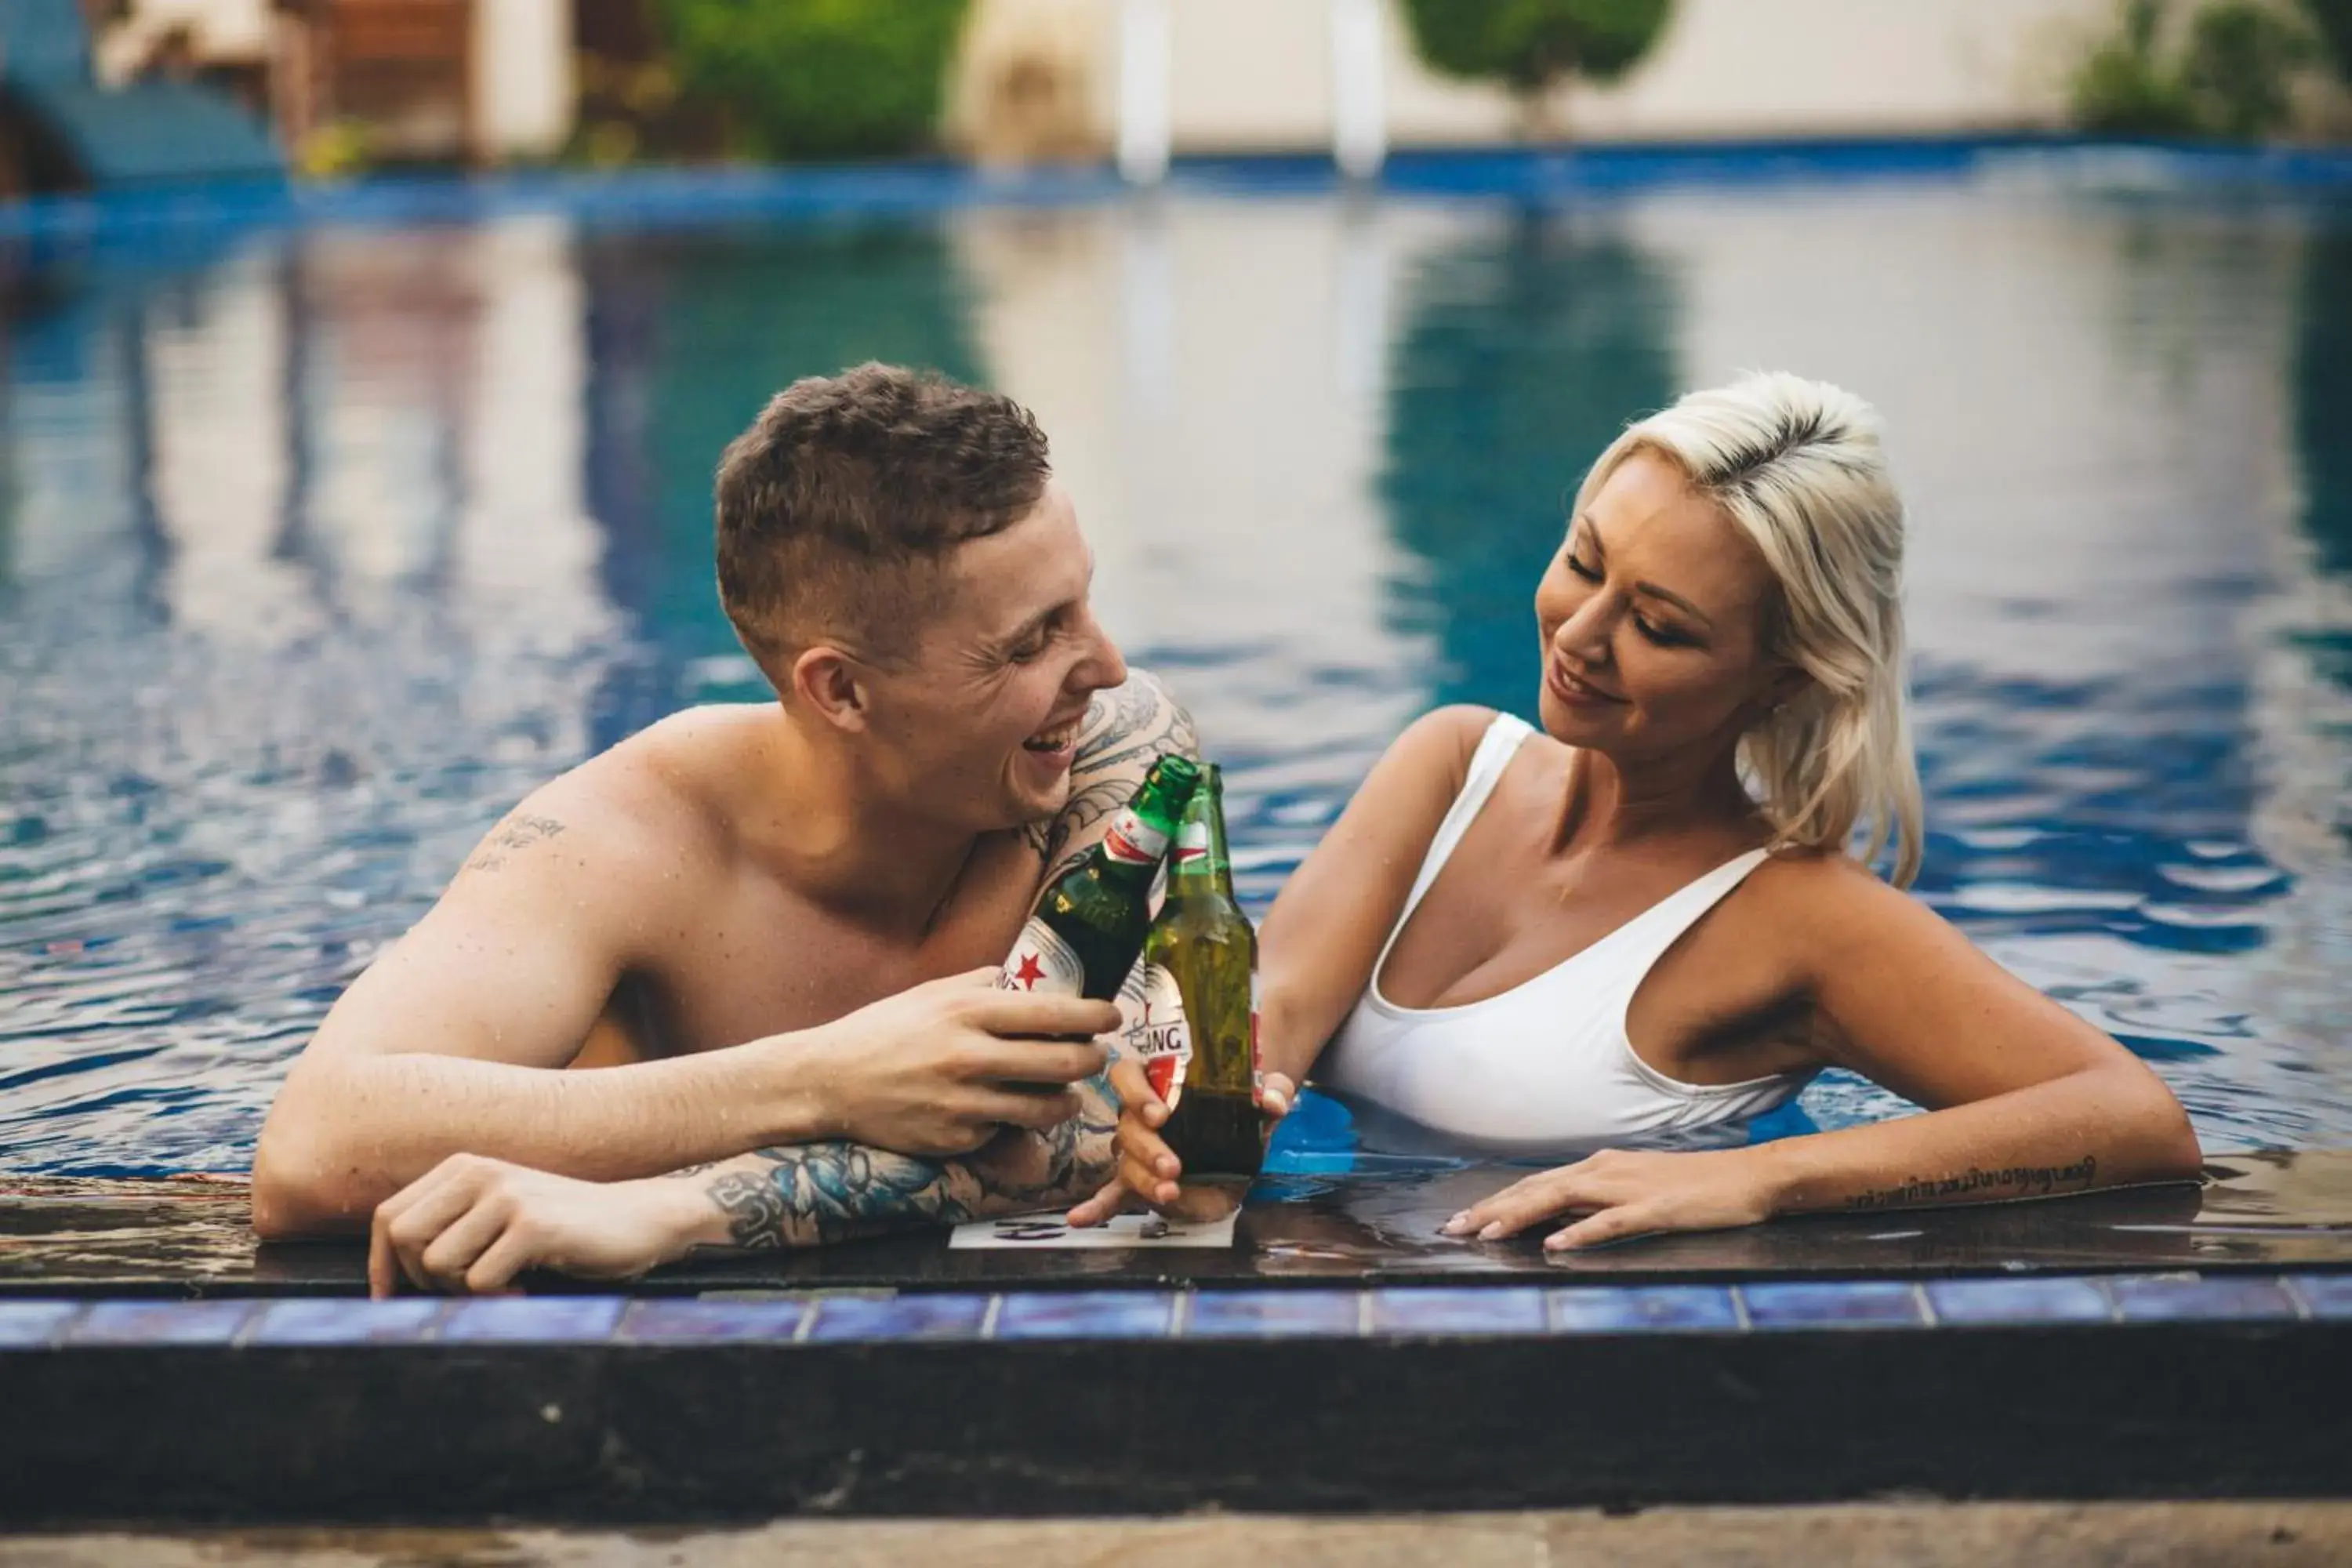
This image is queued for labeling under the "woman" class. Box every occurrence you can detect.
[1072,372,2202,1250]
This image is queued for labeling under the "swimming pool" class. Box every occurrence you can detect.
[2,148,2350,1174]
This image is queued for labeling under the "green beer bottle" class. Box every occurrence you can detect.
[1129,764,1264,1178]
[998,754,1200,1000]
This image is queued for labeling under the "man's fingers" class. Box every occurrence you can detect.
[1117,1148,1180,1209]
[969,1087,1086,1131]
[461,1225,538,1296]
[965,1037,1109,1087]
[417,1198,511,1291]
[1105,1055,1156,1109]
[972,992,1123,1041]
[1066,1178,1133,1229]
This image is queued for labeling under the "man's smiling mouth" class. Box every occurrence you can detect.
[1022,715,1083,753]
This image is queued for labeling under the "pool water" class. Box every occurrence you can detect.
[3,154,2350,1175]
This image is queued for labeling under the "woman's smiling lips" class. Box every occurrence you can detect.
[1546,655,1626,709]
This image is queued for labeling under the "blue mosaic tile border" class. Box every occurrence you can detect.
[1,1272,2345,1349]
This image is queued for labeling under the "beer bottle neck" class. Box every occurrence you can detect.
[1168,792,1234,898]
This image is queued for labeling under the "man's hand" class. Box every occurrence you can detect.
[368,1154,709,1297]
[797,968,1120,1156]
[1065,1054,1295,1226]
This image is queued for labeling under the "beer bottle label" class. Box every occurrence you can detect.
[1125,962,1192,1111]
[1102,805,1171,867]
[996,917,1087,996]
[1169,819,1210,873]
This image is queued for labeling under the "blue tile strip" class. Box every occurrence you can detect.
[1185,1290,1362,1339]
[804,1293,991,1343]
[1371,1286,1547,1336]
[1739,1281,1926,1330]
[620,1298,810,1344]
[248,1298,446,1345]
[71,1300,255,1346]
[1548,1285,1740,1333]
[995,1291,1177,1341]
[438,1297,627,1343]
[0,1301,82,1349]
[2286,1274,2352,1319]
[2107,1274,2299,1322]
[1926,1276,2115,1327]
[6,1272,2347,1352]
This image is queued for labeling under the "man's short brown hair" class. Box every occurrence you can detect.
[715,363,1051,668]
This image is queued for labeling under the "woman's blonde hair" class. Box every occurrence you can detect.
[1572,372,1924,887]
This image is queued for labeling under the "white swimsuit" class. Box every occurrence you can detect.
[1316,713,1815,1157]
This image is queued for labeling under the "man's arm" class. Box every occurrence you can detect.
[365,672,1200,1290]
[255,785,1116,1238]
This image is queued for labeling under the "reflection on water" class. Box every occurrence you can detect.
[2,175,2350,1174]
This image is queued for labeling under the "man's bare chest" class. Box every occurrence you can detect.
[601,840,1044,1061]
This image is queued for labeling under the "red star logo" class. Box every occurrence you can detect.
[1011,953,1047,990]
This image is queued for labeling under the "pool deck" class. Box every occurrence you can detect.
[1,1154,2349,1523]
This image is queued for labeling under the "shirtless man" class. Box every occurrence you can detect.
[249,365,1196,1296]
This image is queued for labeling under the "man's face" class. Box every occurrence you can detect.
[859,482,1128,833]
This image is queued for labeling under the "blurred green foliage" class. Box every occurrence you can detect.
[2072,0,2327,140]
[652,0,971,160]
[2301,0,2352,80]
[1397,0,1673,98]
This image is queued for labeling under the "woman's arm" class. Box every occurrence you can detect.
[1453,858,2204,1250]
[1253,705,1494,1083]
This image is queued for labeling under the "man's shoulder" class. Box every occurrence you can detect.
[1026,670,1197,884]
[463,708,746,888]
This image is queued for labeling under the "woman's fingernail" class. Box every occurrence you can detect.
[1544,1232,1571,1251]
[1478,1221,1504,1241]
[1441,1212,1471,1236]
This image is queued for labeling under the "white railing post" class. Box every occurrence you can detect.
[1330,0,1387,180]
[1116,0,1174,185]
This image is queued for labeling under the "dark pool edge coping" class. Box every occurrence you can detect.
[2,134,2348,251]
[2,1276,2348,1523]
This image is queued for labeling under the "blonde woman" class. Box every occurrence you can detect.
[1074,372,2203,1249]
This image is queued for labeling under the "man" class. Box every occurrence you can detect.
[250,365,1196,1295]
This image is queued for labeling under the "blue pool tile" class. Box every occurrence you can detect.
[438,1296,626,1343]
[1370,1287,1547,1336]
[1548,1285,1740,1334]
[2107,1274,2298,1323]
[71,1300,256,1346]
[1926,1277,2114,1327]
[805,1293,991,1343]
[1740,1281,1925,1330]
[995,1291,1177,1341]
[2285,1274,2352,1319]
[1185,1290,1363,1339]
[0,1301,81,1349]
[620,1298,810,1344]
[247,1298,445,1345]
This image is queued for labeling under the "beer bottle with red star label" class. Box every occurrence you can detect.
[1130,764,1263,1178]
[997,753,1200,1002]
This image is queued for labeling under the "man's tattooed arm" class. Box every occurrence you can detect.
[668,1069,1124,1250]
[1023,670,1201,888]
[464,813,567,874]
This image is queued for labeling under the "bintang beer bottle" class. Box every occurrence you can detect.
[1130,764,1264,1179]
[997,754,1201,1001]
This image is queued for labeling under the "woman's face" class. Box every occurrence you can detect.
[1533,452,1790,761]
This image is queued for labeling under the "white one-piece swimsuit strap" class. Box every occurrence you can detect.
[1318,711,1813,1156]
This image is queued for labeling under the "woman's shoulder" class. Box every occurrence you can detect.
[1740,845,1938,946]
[1387,705,1537,786]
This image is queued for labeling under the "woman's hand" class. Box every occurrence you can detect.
[368,1153,710,1297]
[1065,1056,1295,1226]
[1443,1146,1784,1251]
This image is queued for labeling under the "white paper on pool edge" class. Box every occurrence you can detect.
[948,1210,1240,1249]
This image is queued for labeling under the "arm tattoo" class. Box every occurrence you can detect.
[1023,670,1202,886]
[1842,1155,2100,1212]
[689,1073,1124,1250]
[465,812,566,873]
